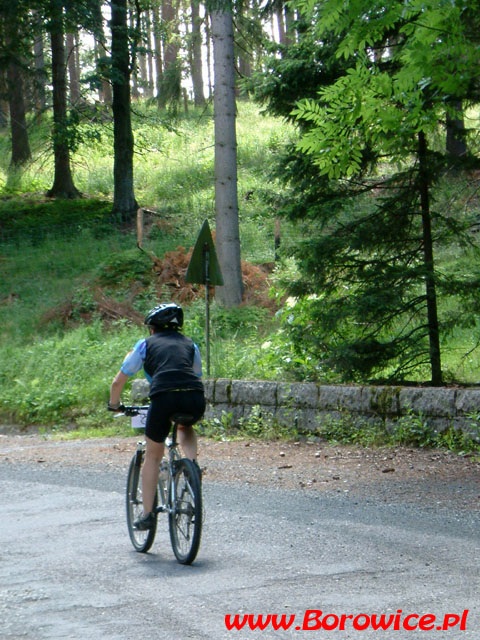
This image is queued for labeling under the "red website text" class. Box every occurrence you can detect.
[225,609,469,632]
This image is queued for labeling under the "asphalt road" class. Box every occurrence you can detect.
[0,463,478,639]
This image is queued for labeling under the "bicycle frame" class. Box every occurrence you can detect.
[156,423,181,514]
[129,420,185,516]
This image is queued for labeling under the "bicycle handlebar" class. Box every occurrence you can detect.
[117,405,150,417]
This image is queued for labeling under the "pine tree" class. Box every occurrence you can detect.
[257,0,480,383]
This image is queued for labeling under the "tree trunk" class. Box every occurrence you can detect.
[128,6,140,100]
[276,9,286,44]
[139,48,148,95]
[152,3,164,101]
[137,13,149,96]
[110,0,137,220]
[418,131,442,385]
[238,55,252,80]
[205,12,213,98]
[158,0,181,109]
[162,0,177,68]
[212,9,243,307]
[145,13,155,98]
[0,101,7,129]
[33,16,47,117]
[284,6,296,45]
[236,0,253,84]
[0,71,8,128]
[446,100,467,159]
[94,37,112,104]
[47,9,80,199]
[66,32,81,105]
[6,59,31,167]
[191,0,206,106]
[94,0,112,105]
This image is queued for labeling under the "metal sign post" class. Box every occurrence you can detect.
[203,242,211,376]
[185,220,224,377]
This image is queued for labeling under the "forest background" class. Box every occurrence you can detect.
[1,0,480,440]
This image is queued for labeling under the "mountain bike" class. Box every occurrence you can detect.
[122,406,203,565]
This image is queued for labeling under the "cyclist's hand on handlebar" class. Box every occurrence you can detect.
[107,401,125,412]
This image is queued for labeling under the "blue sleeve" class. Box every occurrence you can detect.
[120,339,147,376]
[193,343,202,378]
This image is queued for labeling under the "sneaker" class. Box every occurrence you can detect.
[133,512,155,530]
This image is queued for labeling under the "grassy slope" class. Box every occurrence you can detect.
[1,101,480,431]
[0,102,295,428]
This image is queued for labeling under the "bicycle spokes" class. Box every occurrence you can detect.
[169,459,202,564]
[126,452,157,553]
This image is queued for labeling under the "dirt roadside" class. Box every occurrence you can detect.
[1,427,479,510]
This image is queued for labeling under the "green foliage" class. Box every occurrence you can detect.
[0,105,300,427]
[0,222,136,344]
[0,198,113,242]
[199,406,298,441]
[292,0,480,175]
[199,410,235,440]
[392,411,438,448]
[436,422,480,454]
[2,100,480,433]
[250,26,347,122]
[0,320,138,424]
[237,405,299,440]
[0,102,292,252]
[316,413,390,447]
[315,410,480,453]
[95,249,153,288]
[253,0,480,384]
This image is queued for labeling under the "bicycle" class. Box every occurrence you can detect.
[121,405,203,565]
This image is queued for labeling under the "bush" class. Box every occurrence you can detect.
[314,409,480,453]
[316,413,390,447]
[0,321,139,425]
[391,412,438,448]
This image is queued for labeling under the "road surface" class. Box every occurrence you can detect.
[0,462,478,639]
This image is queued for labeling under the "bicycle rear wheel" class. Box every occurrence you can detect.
[168,459,202,564]
[126,452,157,553]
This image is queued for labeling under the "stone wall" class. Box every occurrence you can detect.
[131,378,480,436]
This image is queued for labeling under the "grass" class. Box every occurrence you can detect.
[0,228,136,339]
[39,419,133,441]
[0,101,292,259]
[1,100,480,443]
[314,411,480,454]
[0,102,297,429]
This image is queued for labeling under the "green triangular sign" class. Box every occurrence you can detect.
[185,220,224,286]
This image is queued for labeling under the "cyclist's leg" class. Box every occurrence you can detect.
[176,390,206,461]
[177,424,197,461]
[142,397,171,516]
[141,437,165,514]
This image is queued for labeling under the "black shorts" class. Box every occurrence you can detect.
[145,390,206,443]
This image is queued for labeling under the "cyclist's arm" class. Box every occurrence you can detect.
[109,371,129,407]
[109,339,147,407]
[120,338,146,376]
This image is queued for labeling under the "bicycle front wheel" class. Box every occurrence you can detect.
[168,459,202,564]
[126,452,157,553]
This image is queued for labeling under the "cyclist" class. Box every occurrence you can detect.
[108,302,205,531]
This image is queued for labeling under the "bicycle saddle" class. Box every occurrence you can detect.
[172,413,195,425]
